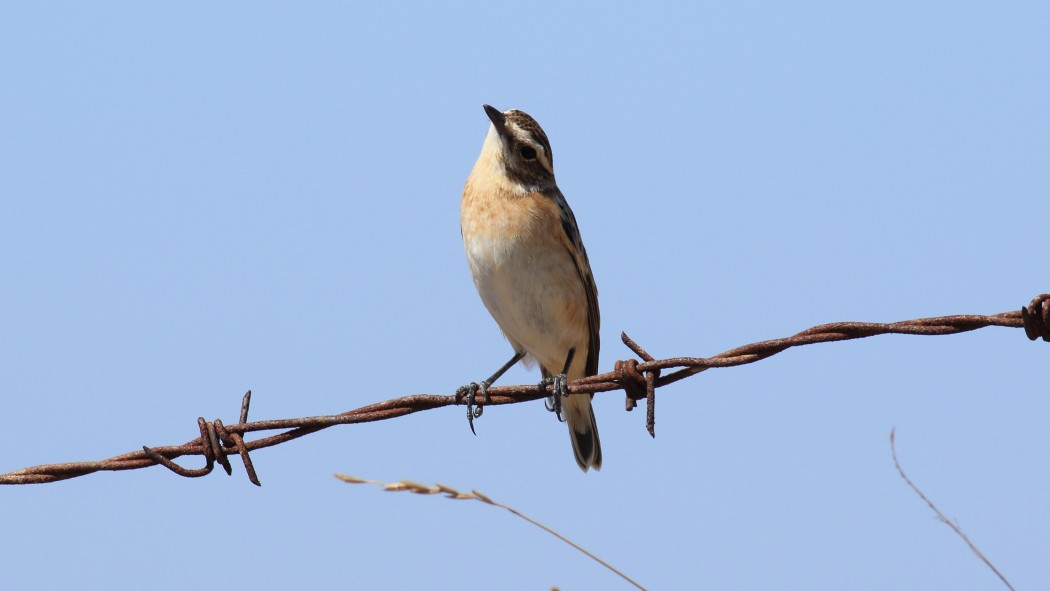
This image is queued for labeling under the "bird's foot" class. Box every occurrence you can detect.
[541,373,569,422]
[455,380,492,435]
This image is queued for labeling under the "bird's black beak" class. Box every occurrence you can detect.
[483,104,507,135]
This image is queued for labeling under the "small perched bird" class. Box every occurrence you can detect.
[460,105,602,472]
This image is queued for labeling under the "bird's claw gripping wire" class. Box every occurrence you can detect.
[541,373,569,422]
[455,380,492,435]
[456,351,525,435]
[542,347,575,422]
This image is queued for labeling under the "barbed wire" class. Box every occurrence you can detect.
[3,294,1047,487]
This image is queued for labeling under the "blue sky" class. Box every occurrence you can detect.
[1,2,1047,589]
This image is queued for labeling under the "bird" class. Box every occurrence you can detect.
[459,104,602,472]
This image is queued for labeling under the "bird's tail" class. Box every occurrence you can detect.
[564,393,602,472]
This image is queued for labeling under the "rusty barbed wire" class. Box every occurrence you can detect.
[2,294,1047,487]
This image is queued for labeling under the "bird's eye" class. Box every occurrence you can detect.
[519,146,537,160]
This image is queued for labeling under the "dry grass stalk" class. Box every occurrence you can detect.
[335,473,647,591]
[890,428,1015,591]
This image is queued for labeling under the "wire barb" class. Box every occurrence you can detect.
[1,296,1044,486]
[616,333,661,437]
[1021,294,1050,342]
[138,391,261,484]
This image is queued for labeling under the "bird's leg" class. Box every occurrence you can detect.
[542,347,576,420]
[479,351,525,403]
[456,350,525,435]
